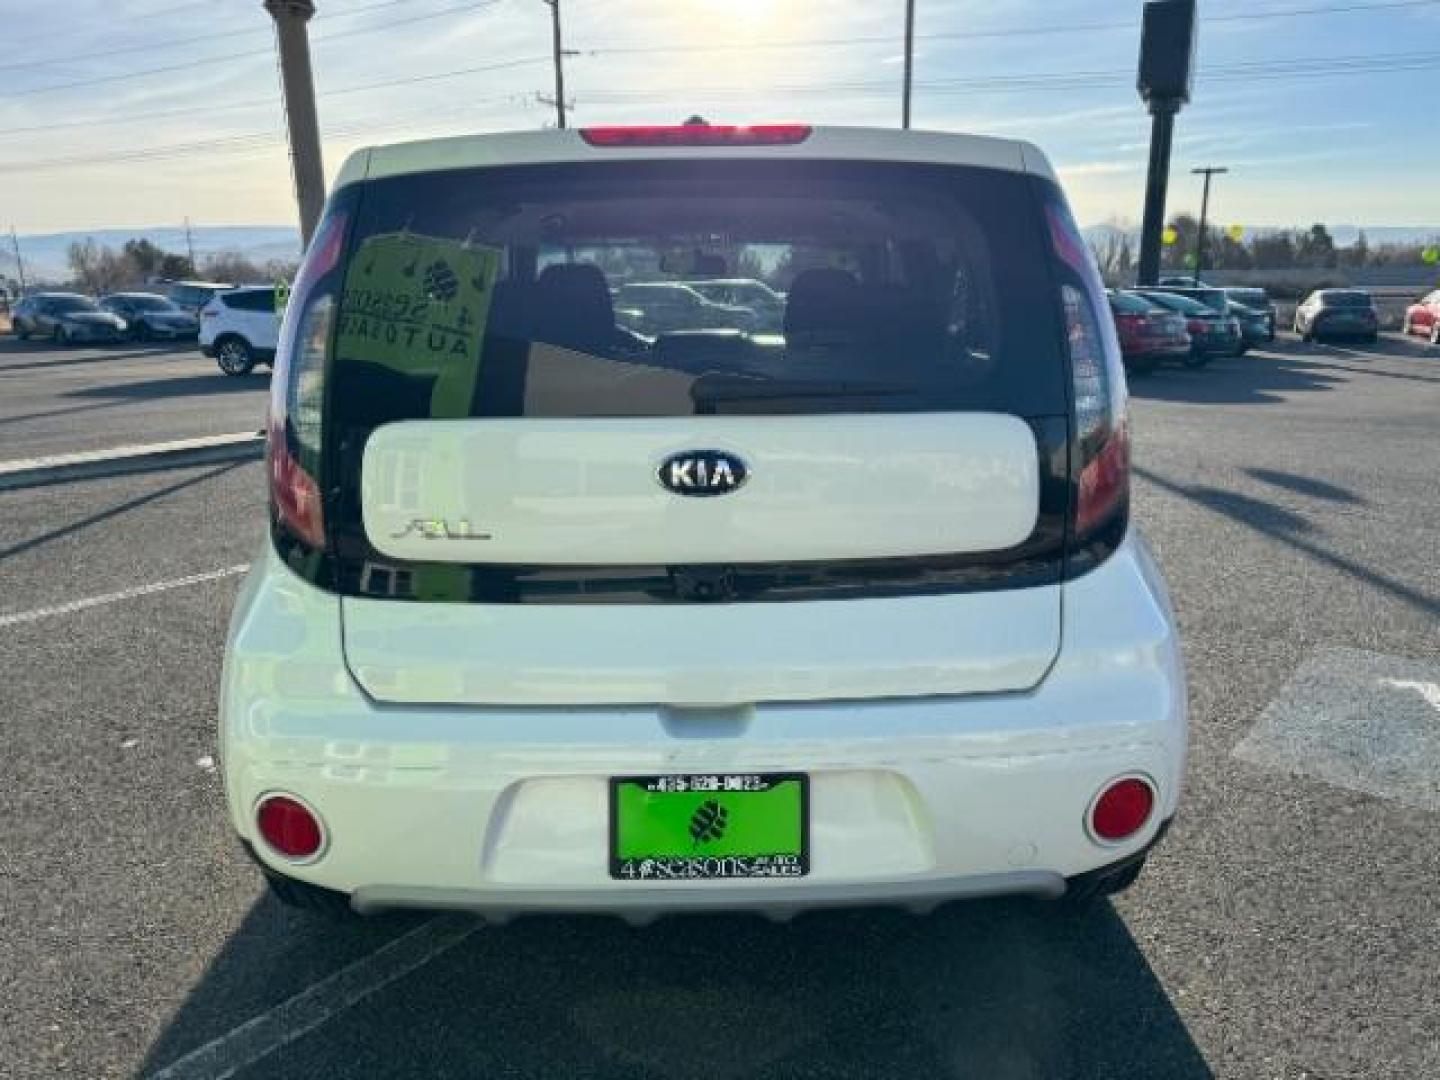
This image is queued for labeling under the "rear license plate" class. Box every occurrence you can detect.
[609,773,809,881]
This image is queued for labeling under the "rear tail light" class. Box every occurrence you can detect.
[256,794,326,861]
[1089,777,1155,842]
[1045,197,1129,553]
[268,208,349,550]
[581,123,812,147]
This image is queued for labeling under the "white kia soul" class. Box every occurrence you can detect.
[220,124,1187,919]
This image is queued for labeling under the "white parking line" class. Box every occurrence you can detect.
[0,432,262,477]
[146,915,480,1080]
[0,564,250,629]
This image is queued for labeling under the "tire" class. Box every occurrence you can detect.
[214,335,255,376]
[16,328,28,341]
[262,868,358,920]
[1183,349,1210,369]
[53,324,68,345]
[133,320,152,343]
[1364,333,1379,345]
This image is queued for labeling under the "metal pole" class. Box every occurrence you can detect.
[264,0,325,247]
[902,0,915,129]
[543,0,566,129]
[1191,166,1227,283]
[9,226,26,291]
[1136,100,1177,286]
[184,216,197,273]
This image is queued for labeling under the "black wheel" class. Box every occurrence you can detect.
[1063,856,1147,909]
[215,335,255,376]
[1183,349,1210,369]
[262,868,358,919]
[133,320,152,343]
[16,327,28,341]
[52,324,68,345]
[1364,333,1379,345]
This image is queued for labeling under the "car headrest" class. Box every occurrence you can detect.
[783,268,864,341]
[534,263,616,351]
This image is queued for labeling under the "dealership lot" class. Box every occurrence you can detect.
[1,336,1438,1078]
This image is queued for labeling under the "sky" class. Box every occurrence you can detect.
[1,0,1438,234]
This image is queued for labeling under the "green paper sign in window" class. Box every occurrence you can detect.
[336,232,502,418]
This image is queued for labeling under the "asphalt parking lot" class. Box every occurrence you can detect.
[0,337,269,460]
[2,334,1438,1079]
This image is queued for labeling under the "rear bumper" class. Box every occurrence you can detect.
[220,533,1187,914]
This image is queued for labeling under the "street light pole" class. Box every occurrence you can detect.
[1191,165,1228,282]
[902,0,915,129]
[9,226,26,291]
[263,0,325,247]
[541,0,566,129]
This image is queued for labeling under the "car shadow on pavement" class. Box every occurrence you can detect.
[1136,464,1440,620]
[66,372,270,402]
[140,894,1212,1079]
[1127,351,1346,406]
[1242,467,1364,506]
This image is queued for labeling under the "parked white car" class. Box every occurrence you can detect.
[221,124,1187,920]
[199,285,278,375]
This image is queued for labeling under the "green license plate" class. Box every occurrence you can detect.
[609,773,809,881]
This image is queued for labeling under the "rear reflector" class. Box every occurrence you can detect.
[581,124,812,147]
[1090,777,1155,842]
[256,794,325,861]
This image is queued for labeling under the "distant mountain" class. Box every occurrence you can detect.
[3,226,301,283]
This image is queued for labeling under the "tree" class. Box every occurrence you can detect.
[201,250,265,284]
[123,238,165,278]
[67,238,102,292]
[1250,231,1297,269]
[158,253,195,279]
[1340,230,1370,269]
[1298,223,1337,269]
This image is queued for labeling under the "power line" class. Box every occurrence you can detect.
[2,48,1435,177]
[0,0,466,76]
[581,0,1440,57]
[6,0,501,99]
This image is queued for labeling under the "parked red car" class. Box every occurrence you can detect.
[1107,289,1192,373]
[1401,289,1440,344]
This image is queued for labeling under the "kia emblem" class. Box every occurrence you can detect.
[657,450,749,496]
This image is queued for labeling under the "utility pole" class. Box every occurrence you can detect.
[1190,166,1227,282]
[8,226,25,291]
[1137,100,1178,285]
[1135,0,1197,285]
[263,0,325,247]
[183,216,197,273]
[541,0,566,129]
[901,0,915,129]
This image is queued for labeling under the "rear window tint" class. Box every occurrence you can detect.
[329,160,1066,430]
[1109,291,1160,314]
[224,289,275,312]
[1320,290,1373,307]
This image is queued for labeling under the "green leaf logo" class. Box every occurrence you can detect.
[689,799,729,845]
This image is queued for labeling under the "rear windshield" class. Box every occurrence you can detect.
[1320,290,1373,308]
[1226,289,1268,306]
[1137,291,1211,316]
[123,296,176,312]
[1109,291,1161,315]
[329,160,1067,430]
